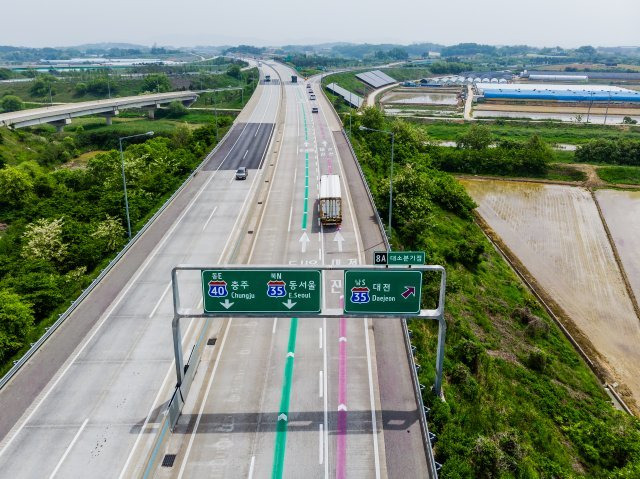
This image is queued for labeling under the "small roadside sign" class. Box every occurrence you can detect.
[343,269,422,315]
[202,269,321,314]
[373,251,426,265]
[373,251,388,265]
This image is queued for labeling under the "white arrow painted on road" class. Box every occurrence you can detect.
[283,299,297,310]
[278,413,288,421]
[287,351,295,358]
[338,337,347,342]
[337,404,348,412]
[220,299,234,309]
[333,231,345,252]
[299,232,310,253]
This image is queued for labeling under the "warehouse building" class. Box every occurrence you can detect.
[475,83,640,104]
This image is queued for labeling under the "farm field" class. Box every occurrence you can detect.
[596,189,640,300]
[461,178,640,407]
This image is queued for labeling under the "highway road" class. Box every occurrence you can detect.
[0,64,281,478]
[0,60,431,478]
[150,62,430,477]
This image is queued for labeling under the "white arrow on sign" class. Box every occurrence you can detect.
[283,299,297,310]
[337,404,348,412]
[278,413,288,421]
[333,231,345,252]
[299,232,310,253]
[220,299,234,309]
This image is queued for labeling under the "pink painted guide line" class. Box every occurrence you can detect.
[336,299,347,479]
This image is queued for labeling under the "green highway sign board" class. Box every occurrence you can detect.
[344,269,422,315]
[374,251,426,265]
[202,269,321,314]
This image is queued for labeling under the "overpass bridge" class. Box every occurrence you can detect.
[0,91,199,130]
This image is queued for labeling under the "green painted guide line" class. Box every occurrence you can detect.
[271,318,298,479]
[302,152,309,230]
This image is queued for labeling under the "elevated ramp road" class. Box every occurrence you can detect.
[0,91,199,129]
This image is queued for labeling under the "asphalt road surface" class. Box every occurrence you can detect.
[0,61,430,478]
[151,62,430,478]
[0,64,281,478]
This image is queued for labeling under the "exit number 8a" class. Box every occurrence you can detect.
[374,252,388,265]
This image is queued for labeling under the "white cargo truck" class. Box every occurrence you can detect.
[318,174,342,225]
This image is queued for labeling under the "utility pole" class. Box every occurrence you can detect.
[118,132,154,239]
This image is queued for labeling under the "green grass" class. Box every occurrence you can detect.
[420,121,640,145]
[546,163,587,182]
[597,165,640,185]
[0,77,147,103]
[396,201,640,477]
[349,114,640,476]
[377,67,433,82]
[0,67,258,110]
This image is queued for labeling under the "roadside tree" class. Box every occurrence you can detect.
[1,95,24,112]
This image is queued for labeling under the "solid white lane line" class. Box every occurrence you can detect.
[319,424,324,465]
[272,317,278,334]
[243,149,249,160]
[364,318,381,479]
[323,317,329,477]
[149,282,171,318]
[248,456,255,479]
[48,418,88,479]
[319,370,323,398]
[177,318,233,479]
[246,74,286,263]
[120,90,276,474]
[31,66,275,475]
[202,206,218,231]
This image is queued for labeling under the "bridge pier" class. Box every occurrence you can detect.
[50,119,71,132]
[99,109,119,125]
[143,106,156,119]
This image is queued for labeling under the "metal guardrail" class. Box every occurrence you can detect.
[0,122,236,392]
[340,128,440,478]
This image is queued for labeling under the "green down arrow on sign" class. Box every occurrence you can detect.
[201,269,322,314]
[344,269,422,315]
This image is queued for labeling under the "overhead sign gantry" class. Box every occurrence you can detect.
[167,264,446,430]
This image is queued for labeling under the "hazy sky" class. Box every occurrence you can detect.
[3,0,639,48]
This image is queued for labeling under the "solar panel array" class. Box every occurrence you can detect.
[326,83,363,108]
[356,70,397,88]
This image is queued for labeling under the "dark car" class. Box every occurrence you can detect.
[312,107,319,113]
[235,167,248,180]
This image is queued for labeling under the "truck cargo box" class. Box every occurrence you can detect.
[318,174,342,225]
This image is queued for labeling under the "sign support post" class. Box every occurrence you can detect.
[171,268,185,387]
